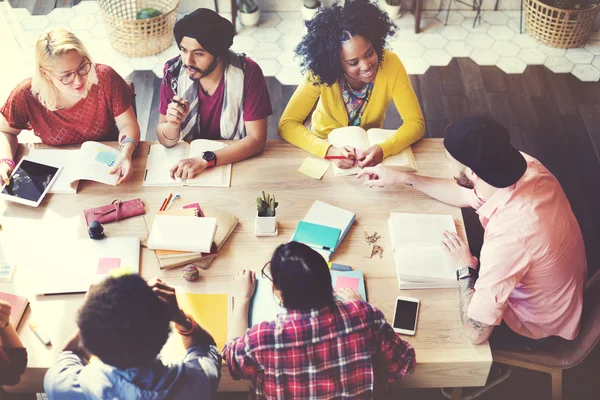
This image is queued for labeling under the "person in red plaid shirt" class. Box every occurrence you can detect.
[222,241,416,399]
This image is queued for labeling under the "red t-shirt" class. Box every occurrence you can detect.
[0,64,133,145]
[159,56,273,140]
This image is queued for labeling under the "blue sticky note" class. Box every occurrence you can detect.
[95,151,117,167]
[292,221,341,251]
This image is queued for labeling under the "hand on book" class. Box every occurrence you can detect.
[232,270,256,305]
[0,300,11,328]
[356,164,408,188]
[109,154,133,185]
[357,145,383,168]
[335,288,363,302]
[326,146,357,169]
[166,95,190,126]
[169,157,208,180]
[441,231,478,270]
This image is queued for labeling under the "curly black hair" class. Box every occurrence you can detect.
[295,0,396,86]
[77,275,171,369]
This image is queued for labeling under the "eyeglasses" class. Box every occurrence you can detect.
[46,58,92,85]
[261,261,273,282]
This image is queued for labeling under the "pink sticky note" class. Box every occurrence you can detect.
[97,258,121,274]
[335,276,360,291]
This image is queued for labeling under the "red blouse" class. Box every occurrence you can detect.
[0,347,27,386]
[0,64,133,146]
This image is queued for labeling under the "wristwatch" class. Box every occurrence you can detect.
[456,265,477,281]
[202,151,217,168]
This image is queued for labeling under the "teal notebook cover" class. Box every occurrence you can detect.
[292,221,341,251]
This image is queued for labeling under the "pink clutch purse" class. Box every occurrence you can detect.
[83,198,146,227]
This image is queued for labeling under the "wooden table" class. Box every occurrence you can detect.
[0,139,491,393]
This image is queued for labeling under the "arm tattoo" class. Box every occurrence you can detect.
[458,276,492,333]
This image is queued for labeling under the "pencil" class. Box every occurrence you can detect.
[161,193,173,211]
[159,197,168,212]
[324,156,348,160]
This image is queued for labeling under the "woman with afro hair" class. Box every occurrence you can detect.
[278,0,425,170]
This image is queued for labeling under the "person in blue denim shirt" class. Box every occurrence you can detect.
[44,275,220,400]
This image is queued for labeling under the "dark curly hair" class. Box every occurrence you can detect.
[295,0,396,86]
[77,275,171,370]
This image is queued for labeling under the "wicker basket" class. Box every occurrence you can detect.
[525,0,600,48]
[99,0,179,57]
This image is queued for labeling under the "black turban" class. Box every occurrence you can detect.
[173,8,234,57]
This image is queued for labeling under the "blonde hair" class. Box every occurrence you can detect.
[31,28,98,111]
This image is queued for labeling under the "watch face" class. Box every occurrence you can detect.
[203,151,215,162]
[457,267,470,279]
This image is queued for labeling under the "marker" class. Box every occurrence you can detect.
[29,322,52,346]
[324,156,348,160]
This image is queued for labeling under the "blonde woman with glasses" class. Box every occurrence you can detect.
[0,28,140,185]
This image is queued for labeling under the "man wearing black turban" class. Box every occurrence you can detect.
[156,8,273,180]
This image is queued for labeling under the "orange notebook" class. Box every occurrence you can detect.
[176,293,229,350]
[0,292,29,329]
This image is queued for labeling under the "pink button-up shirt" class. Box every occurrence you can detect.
[467,153,587,340]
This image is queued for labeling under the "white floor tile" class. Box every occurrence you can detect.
[392,40,426,57]
[518,49,547,65]
[276,67,304,85]
[584,41,600,56]
[418,33,448,49]
[252,27,281,44]
[47,8,75,23]
[565,48,594,64]
[255,59,282,77]
[258,13,282,28]
[440,25,469,41]
[592,56,600,71]
[497,57,527,74]
[544,56,575,74]
[129,56,160,71]
[512,34,539,49]
[470,48,500,66]
[252,42,282,59]
[487,25,515,41]
[466,32,494,49]
[73,2,100,15]
[277,35,302,52]
[444,41,474,57]
[492,41,520,57]
[422,49,452,66]
[571,64,600,81]
[482,11,510,25]
[21,15,49,31]
[461,18,490,33]
[8,8,31,23]
[538,45,566,56]
[277,50,301,68]
[232,35,258,54]
[275,18,306,36]
[436,11,465,26]
[401,56,430,75]
[69,14,96,31]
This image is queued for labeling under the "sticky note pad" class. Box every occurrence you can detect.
[298,157,330,179]
[95,150,117,167]
[335,276,360,291]
[109,265,132,278]
[97,258,121,274]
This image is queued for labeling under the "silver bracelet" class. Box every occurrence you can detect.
[161,122,180,141]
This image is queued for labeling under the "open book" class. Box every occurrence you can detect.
[143,140,231,187]
[328,127,418,177]
[388,213,458,289]
[27,142,121,193]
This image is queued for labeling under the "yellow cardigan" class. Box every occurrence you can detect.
[278,50,425,159]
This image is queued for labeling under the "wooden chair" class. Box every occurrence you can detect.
[492,270,600,400]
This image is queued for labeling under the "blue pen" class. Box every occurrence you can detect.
[165,194,180,210]
[330,263,352,271]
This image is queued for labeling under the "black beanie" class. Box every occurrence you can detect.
[173,8,234,57]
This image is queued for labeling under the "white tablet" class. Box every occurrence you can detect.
[0,157,62,207]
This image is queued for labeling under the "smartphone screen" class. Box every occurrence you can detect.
[393,299,419,331]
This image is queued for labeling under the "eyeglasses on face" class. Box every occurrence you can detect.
[261,261,273,282]
[46,58,92,85]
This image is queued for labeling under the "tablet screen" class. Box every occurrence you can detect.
[1,159,60,203]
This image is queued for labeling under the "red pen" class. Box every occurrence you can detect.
[324,156,348,160]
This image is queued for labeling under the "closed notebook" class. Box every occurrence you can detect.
[303,201,355,249]
[292,221,341,251]
[0,292,29,329]
[176,293,229,350]
[147,215,217,253]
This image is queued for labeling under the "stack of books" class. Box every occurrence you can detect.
[291,200,355,261]
[388,213,458,289]
[145,205,239,270]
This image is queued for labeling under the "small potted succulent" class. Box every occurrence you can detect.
[301,0,321,20]
[383,0,402,19]
[239,0,260,27]
[255,191,278,236]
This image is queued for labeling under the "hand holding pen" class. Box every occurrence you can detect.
[165,96,190,126]
[325,146,357,169]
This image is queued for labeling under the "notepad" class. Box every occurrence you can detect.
[147,215,217,253]
[298,157,330,179]
[0,292,29,329]
[303,200,356,249]
[331,270,367,301]
[292,221,341,251]
[176,293,229,350]
[143,140,231,187]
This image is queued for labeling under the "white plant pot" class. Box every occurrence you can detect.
[255,212,277,236]
[240,9,260,27]
[301,1,321,21]
[382,3,401,19]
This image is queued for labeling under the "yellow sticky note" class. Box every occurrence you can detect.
[109,265,132,278]
[298,157,330,180]
[177,293,229,350]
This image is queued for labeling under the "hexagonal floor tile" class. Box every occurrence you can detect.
[252,27,281,44]
[275,19,306,36]
[70,30,94,45]
[419,18,444,33]
[461,18,490,33]
[592,56,600,71]
[492,41,520,57]
[90,23,108,39]
[487,26,515,41]
[277,50,301,69]
[392,40,426,57]
[258,13,282,28]
[401,56,430,75]
[276,67,303,85]
[129,56,160,71]
[565,48,594,64]
[152,63,165,79]
[69,14,96,31]
[9,7,31,23]
[236,26,257,37]
[518,49,547,65]
[421,49,452,66]
[157,44,179,65]
[73,2,99,15]
[585,41,600,56]
[571,64,600,82]
[544,56,575,73]
[277,35,302,52]
[507,18,523,34]
[444,41,474,57]
[512,34,539,49]
[47,8,75,23]
[255,59,282,77]
[395,27,421,42]
[15,29,41,49]
[418,33,448,49]
[277,12,301,20]
[252,42,282,60]
[497,57,527,74]
[436,11,465,26]
[111,60,134,79]
[466,32,494,49]
[440,26,469,41]
[232,35,258,54]
[470,48,500,66]
[482,11,510,25]
[538,45,566,56]
[21,15,49,31]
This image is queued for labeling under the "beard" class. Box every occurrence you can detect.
[183,56,219,81]
[454,171,475,189]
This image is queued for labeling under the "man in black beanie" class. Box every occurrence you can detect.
[357,117,586,353]
[156,8,272,180]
